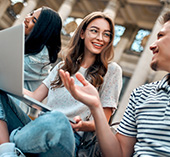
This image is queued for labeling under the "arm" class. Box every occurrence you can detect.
[24,83,48,102]
[59,69,136,157]
[71,107,113,132]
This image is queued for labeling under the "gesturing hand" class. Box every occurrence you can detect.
[59,69,101,110]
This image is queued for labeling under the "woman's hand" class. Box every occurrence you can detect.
[59,69,101,110]
[70,116,95,132]
[70,116,83,132]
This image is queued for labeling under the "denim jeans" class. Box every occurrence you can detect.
[74,132,81,157]
[0,90,75,157]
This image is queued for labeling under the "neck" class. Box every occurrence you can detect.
[81,53,96,68]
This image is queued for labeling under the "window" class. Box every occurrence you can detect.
[131,29,150,53]
[114,25,126,46]
[11,0,24,3]
[62,17,83,36]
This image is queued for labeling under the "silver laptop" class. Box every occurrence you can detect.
[0,23,52,112]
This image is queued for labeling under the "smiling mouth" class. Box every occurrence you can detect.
[153,47,159,54]
[153,51,158,54]
[93,43,103,47]
[24,22,28,28]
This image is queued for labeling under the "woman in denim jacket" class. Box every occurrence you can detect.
[24,6,61,91]
[0,7,74,157]
[15,6,62,115]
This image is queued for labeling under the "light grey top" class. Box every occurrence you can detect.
[9,46,51,114]
[24,46,52,91]
[43,61,122,121]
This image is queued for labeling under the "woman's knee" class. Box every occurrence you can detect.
[36,111,74,137]
[34,111,75,155]
[11,111,75,155]
[37,111,69,126]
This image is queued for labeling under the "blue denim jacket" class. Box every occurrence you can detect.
[24,46,52,91]
[9,46,51,113]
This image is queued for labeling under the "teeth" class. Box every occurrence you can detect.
[93,43,102,47]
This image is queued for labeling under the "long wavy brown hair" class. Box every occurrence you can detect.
[51,11,115,89]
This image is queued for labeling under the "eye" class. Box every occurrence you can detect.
[157,33,163,39]
[29,11,34,16]
[103,32,111,38]
[89,29,98,34]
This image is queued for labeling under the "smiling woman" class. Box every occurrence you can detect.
[45,11,122,155]
[24,8,41,35]
[11,6,62,116]
[0,11,122,156]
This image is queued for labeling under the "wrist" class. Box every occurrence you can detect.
[90,102,103,115]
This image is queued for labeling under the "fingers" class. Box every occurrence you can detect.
[59,69,76,94]
[75,72,88,86]
[59,69,66,85]
[65,71,71,89]
[60,70,88,87]
[60,69,71,87]
[72,116,83,132]
[73,115,82,123]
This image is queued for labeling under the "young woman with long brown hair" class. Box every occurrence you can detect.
[42,11,122,154]
[0,11,122,156]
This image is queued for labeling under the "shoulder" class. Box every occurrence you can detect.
[52,61,64,70]
[57,60,64,68]
[135,81,159,93]
[108,62,122,70]
[131,81,160,100]
[106,62,122,78]
[24,46,49,63]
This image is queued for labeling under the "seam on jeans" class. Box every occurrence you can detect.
[19,140,74,156]
[18,143,74,157]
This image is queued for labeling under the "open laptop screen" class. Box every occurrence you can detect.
[0,24,24,97]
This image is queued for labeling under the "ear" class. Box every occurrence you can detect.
[80,30,85,39]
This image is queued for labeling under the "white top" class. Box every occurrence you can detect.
[43,61,122,121]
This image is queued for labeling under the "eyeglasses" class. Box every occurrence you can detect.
[87,28,112,42]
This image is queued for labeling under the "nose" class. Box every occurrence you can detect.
[149,42,156,51]
[96,32,103,41]
[24,16,30,23]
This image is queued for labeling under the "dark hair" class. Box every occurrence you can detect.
[162,11,170,24]
[51,11,115,89]
[25,6,62,63]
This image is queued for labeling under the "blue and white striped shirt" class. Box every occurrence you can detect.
[117,74,170,157]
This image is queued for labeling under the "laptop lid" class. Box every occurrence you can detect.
[0,24,53,112]
[0,24,24,97]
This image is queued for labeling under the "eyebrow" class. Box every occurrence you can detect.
[90,26,111,32]
[30,11,38,22]
[33,16,38,22]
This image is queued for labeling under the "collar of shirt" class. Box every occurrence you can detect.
[156,73,170,93]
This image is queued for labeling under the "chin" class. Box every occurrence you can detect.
[150,62,158,71]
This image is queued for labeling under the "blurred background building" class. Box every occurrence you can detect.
[0,0,170,122]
